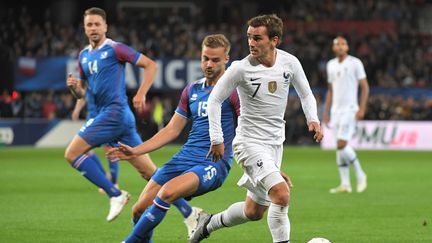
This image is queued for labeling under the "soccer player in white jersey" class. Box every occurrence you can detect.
[323,36,369,193]
[189,14,323,243]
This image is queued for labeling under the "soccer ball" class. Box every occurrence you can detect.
[307,237,331,243]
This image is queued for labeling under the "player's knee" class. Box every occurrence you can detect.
[269,186,290,206]
[64,149,75,164]
[157,187,177,204]
[272,190,290,206]
[337,140,347,149]
[244,207,264,221]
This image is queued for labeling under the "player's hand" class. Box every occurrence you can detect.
[67,73,83,98]
[133,94,146,113]
[356,109,365,121]
[106,142,137,160]
[66,73,78,88]
[280,171,293,188]
[308,121,323,143]
[206,143,225,162]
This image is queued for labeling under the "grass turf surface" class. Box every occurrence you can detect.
[0,146,431,242]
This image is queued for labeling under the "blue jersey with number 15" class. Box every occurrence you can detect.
[174,78,240,169]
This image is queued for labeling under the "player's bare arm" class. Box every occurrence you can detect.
[133,54,158,112]
[66,73,86,99]
[108,113,188,160]
[72,98,86,121]
[356,78,369,121]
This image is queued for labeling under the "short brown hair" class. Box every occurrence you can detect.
[202,34,231,55]
[247,14,283,45]
[84,7,106,21]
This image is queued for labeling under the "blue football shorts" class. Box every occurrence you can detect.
[151,157,230,200]
[78,108,142,148]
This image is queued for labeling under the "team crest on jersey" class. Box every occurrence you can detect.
[82,57,87,64]
[100,51,108,59]
[283,71,292,87]
[190,93,198,101]
[283,72,291,80]
[268,81,277,93]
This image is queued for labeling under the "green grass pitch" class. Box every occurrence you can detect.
[1,146,431,242]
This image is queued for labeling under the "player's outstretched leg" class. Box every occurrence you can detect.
[65,136,129,221]
[189,201,252,242]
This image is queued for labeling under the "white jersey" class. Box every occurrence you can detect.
[326,55,366,114]
[208,49,319,145]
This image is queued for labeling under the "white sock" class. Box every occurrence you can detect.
[342,146,366,179]
[207,202,249,234]
[336,149,350,187]
[268,203,290,242]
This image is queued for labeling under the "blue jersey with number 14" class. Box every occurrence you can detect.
[174,78,240,169]
[78,38,140,111]
[76,38,142,147]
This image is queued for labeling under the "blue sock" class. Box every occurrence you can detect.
[107,156,119,184]
[88,151,106,175]
[173,198,192,218]
[125,196,170,243]
[71,154,121,198]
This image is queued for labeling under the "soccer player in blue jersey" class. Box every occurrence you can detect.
[65,7,159,222]
[71,93,120,193]
[108,34,240,242]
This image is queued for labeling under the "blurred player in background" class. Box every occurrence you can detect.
[64,7,159,222]
[323,36,369,193]
[71,94,120,193]
[190,14,323,243]
[109,34,240,242]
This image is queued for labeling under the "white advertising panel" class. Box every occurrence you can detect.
[321,121,432,150]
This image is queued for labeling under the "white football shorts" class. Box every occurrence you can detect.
[331,111,356,141]
[233,140,285,206]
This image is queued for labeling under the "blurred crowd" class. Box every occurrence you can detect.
[1,0,431,88]
[1,0,432,144]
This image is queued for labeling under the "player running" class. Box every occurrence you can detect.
[108,34,240,242]
[65,7,158,222]
[190,14,323,243]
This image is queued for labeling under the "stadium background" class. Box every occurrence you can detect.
[0,0,431,242]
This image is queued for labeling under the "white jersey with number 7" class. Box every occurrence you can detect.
[208,48,319,145]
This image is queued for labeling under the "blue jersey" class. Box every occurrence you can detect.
[151,78,240,198]
[76,39,143,148]
[78,38,140,111]
[174,78,240,168]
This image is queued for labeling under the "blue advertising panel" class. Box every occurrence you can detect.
[15,57,202,91]
[0,119,59,146]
